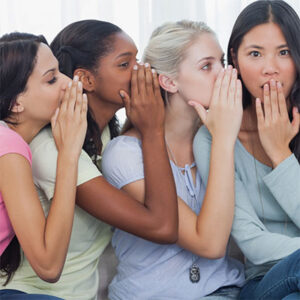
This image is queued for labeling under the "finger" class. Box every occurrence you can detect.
[189,101,207,124]
[270,79,278,120]
[74,81,83,115]
[210,68,225,106]
[144,62,153,95]
[120,90,131,117]
[263,83,271,122]
[130,64,138,101]
[219,65,233,104]
[235,79,242,107]
[81,93,88,116]
[291,106,300,136]
[228,68,237,107]
[256,98,264,129]
[60,81,72,112]
[51,107,59,129]
[67,75,79,111]
[152,69,161,98]
[137,63,146,102]
[277,81,288,117]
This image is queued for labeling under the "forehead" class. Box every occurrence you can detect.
[32,43,57,76]
[183,33,222,61]
[240,22,287,47]
[109,31,137,56]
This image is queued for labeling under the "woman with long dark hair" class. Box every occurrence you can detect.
[2,21,178,299]
[0,33,87,299]
[194,1,300,299]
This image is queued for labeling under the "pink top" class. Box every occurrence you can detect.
[0,122,32,255]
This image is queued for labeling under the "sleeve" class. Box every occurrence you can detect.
[263,154,300,229]
[30,128,101,201]
[0,129,32,165]
[101,136,145,189]
[232,176,300,265]
[193,125,300,265]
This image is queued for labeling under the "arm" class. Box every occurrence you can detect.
[263,154,300,228]
[0,78,87,282]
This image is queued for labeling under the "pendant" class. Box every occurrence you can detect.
[189,264,200,283]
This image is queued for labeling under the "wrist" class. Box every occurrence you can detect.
[141,128,165,141]
[270,149,292,168]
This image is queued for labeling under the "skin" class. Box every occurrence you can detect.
[122,32,243,258]
[72,32,178,244]
[234,22,300,168]
[0,43,88,282]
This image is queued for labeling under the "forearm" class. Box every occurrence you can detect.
[141,130,178,240]
[38,151,78,280]
[196,138,235,254]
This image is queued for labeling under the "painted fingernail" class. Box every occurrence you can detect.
[133,65,138,70]
[270,79,275,87]
[151,68,156,74]
[227,65,233,70]
[277,81,282,88]
[78,81,82,89]
[232,68,237,74]
[139,62,144,66]
[74,75,79,82]
[119,91,125,98]
[68,81,72,88]
[145,62,150,68]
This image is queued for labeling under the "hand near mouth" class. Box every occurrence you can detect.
[255,79,299,168]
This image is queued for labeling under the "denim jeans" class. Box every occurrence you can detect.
[240,249,300,300]
[0,289,63,299]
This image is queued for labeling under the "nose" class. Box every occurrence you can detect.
[60,73,71,90]
[262,55,279,77]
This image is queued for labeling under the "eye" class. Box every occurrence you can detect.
[279,49,290,56]
[118,62,129,68]
[201,63,211,71]
[47,77,57,84]
[250,51,261,57]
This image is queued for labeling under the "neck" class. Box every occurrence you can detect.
[240,100,258,132]
[87,92,122,131]
[6,119,44,144]
[164,94,200,145]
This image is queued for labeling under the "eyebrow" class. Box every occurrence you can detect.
[43,68,56,76]
[197,53,224,63]
[115,52,136,59]
[244,44,288,50]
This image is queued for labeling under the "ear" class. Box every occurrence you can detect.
[158,74,178,93]
[230,48,239,72]
[74,68,96,92]
[11,100,24,113]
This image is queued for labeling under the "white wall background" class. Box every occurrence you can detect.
[1,0,299,122]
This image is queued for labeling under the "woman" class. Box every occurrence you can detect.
[0,33,87,299]
[194,1,300,299]
[2,21,178,300]
[102,20,245,299]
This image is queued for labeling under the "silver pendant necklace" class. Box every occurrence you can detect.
[165,140,200,284]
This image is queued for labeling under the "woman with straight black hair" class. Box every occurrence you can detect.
[3,20,178,300]
[194,1,300,299]
[0,32,88,299]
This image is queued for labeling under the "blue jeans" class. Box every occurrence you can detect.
[0,289,63,299]
[240,249,300,300]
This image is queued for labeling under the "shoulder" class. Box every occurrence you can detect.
[0,125,31,164]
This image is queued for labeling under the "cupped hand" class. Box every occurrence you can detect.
[120,63,165,138]
[51,76,88,159]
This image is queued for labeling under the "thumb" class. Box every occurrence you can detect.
[189,101,207,124]
[51,107,59,129]
[291,106,300,135]
[120,90,131,116]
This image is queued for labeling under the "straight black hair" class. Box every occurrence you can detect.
[227,0,300,162]
[51,20,122,163]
